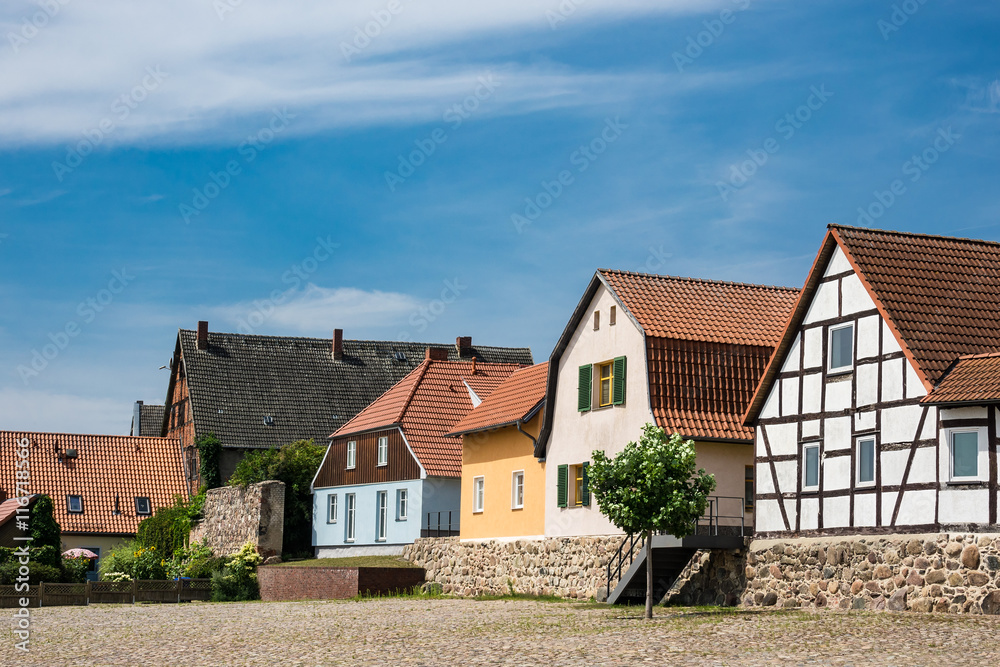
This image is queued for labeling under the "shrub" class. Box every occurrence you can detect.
[0,562,62,585]
[166,541,226,579]
[210,542,262,602]
[136,492,205,559]
[29,496,62,568]
[61,556,90,583]
[98,541,168,581]
[228,439,326,556]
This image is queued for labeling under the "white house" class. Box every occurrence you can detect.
[745,225,1000,538]
[534,269,799,538]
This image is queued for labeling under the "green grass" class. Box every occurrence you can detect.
[272,556,420,569]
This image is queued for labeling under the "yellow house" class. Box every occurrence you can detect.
[448,363,547,541]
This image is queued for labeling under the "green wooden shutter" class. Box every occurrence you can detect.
[557,465,568,508]
[612,356,627,405]
[581,462,591,506]
[578,365,592,412]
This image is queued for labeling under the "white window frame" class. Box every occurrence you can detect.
[856,437,877,488]
[511,470,524,510]
[473,476,485,513]
[376,491,388,542]
[828,323,854,374]
[327,494,338,524]
[67,495,83,513]
[346,441,356,470]
[948,428,987,482]
[345,493,356,542]
[397,489,408,521]
[802,444,821,492]
[134,497,151,515]
[377,436,389,467]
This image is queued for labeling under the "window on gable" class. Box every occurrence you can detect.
[803,444,820,491]
[346,441,356,469]
[134,497,151,516]
[593,311,600,331]
[578,357,627,411]
[829,324,854,373]
[950,430,981,480]
[598,362,613,407]
[609,306,616,326]
[857,438,876,486]
[67,495,83,513]
[377,436,389,466]
[511,471,524,510]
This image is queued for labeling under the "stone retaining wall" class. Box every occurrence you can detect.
[258,566,426,602]
[743,533,1000,614]
[403,536,625,599]
[189,481,285,557]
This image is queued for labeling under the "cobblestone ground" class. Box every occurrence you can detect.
[4,598,1000,666]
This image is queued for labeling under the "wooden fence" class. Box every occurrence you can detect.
[0,579,212,608]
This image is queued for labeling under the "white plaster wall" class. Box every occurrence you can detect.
[804,280,838,324]
[824,416,851,451]
[756,461,774,495]
[841,273,875,315]
[881,321,902,354]
[755,499,785,533]
[906,448,937,484]
[802,419,820,439]
[823,456,850,490]
[544,283,653,538]
[801,373,822,414]
[800,497,819,530]
[781,377,799,416]
[760,383,779,420]
[825,380,852,412]
[856,362,878,407]
[895,489,936,526]
[854,409,875,432]
[939,489,990,524]
[855,493,877,527]
[803,328,823,369]
[782,337,801,373]
[940,406,989,421]
[764,423,798,457]
[823,495,850,527]
[856,315,880,359]
[773,460,798,497]
[881,405,924,445]
[881,357,904,402]
[824,247,852,276]
[880,450,909,487]
[905,363,926,398]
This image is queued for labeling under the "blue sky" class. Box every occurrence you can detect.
[1,0,998,435]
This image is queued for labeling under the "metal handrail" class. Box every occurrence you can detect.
[423,511,459,537]
[605,495,747,600]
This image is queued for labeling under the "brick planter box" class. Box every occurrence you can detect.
[258,566,426,602]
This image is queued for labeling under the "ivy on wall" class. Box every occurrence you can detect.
[196,433,223,490]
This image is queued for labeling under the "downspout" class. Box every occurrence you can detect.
[515,420,537,448]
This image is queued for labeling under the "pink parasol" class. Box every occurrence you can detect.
[62,548,99,559]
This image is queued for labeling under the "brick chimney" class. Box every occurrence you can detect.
[197,321,209,350]
[456,336,473,357]
[333,329,344,361]
[426,347,449,361]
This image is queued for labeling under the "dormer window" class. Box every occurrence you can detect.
[135,497,152,515]
[67,495,83,513]
[828,324,854,374]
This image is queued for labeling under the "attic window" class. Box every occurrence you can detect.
[135,497,152,515]
[609,306,616,326]
[263,415,275,426]
[394,351,407,362]
[593,311,600,330]
[67,495,83,513]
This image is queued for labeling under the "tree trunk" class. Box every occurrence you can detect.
[645,529,653,620]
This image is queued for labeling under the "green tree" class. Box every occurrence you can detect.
[196,433,223,490]
[228,439,326,557]
[588,423,715,619]
[29,495,62,568]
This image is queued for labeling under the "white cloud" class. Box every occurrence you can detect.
[212,283,423,336]
[0,0,729,145]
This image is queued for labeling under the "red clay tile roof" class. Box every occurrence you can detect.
[599,270,800,346]
[599,271,799,441]
[0,432,187,536]
[332,360,525,476]
[0,495,39,533]
[448,363,548,436]
[922,352,1000,405]
[833,226,1000,384]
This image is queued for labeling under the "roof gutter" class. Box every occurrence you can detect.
[515,419,538,449]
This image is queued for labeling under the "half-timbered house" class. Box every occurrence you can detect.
[745,225,1000,538]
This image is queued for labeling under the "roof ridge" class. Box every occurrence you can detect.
[2,431,178,441]
[178,329,530,350]
[957,350,1000,360]
[830,224,1000,248]
[598,268,800,292]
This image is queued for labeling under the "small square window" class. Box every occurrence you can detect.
[511,471,524,510]
[803,444,820,491]
[67,495,83,513]
[951,431,980,480]
[377,437,389,467]
[829,324,854,373]
[346,441,356,469]
[327,494,338,524]
[857,438,876,486]
[473,477,485,513]
[134,497,151,515]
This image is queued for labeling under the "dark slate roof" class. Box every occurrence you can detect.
[175,329,533,450]
[132,404,165,437]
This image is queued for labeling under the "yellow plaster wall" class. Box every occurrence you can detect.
[460,412,545,541]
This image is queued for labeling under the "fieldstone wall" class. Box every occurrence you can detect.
[743,533,1000,614]
[189,481,285,558]
[403,536,625,600]
[664,548,749,607]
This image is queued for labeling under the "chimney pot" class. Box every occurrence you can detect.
[197,321,209,350]
[456,336,473,357]
[426,347,449,361]
[333,329,344,361]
